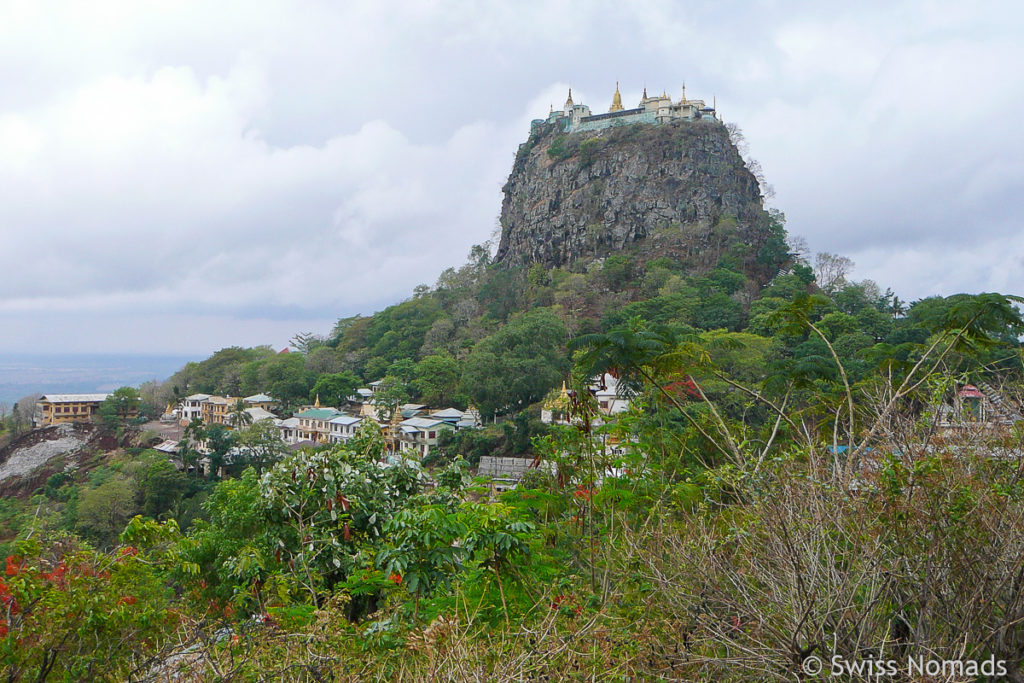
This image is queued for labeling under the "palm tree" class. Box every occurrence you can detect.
[228,398,252,429]
[890,295,907,320]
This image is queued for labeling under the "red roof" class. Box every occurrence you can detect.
[278,348,290,354]
[958,384,984,399]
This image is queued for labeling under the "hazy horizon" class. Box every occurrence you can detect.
[0,352,200,406]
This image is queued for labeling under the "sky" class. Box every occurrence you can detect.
[0,0,1022,355]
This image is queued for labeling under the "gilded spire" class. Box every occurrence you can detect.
[314,394,321,408]
[641,86,648,103]
[609,81,623,112]
[681,82,687,103]
[564,88,574,109]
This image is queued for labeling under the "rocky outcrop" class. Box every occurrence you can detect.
[0,422,97,497]
[495,119,782,283]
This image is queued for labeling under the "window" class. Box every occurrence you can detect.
[428,431,436,439]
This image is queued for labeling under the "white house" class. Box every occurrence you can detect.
[179,393,211,425]
[275,417,301,444]
[243,393,276,411]
[398,417,453,459]
[542,374,631,426]
[592,374,630,416]
[328,415,364,443]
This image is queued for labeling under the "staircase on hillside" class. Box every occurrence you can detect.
[977,381,1023,425]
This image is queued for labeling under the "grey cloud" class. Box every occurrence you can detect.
[0,0,1021,354]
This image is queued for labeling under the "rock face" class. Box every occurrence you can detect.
[495,119,781,282]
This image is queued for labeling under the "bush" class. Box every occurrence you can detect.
[547,135,573,161]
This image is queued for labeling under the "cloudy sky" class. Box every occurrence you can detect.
[1,0,1022,355]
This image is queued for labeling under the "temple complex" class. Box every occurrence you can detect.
[531,83,719,134]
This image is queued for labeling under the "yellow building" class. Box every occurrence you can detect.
[200,396,233,425]
[243,393,276,412]
[34,394,109,428]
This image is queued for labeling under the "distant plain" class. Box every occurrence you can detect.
[0,353,196,406]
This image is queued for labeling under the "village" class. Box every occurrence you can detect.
[25,370,1021,492]
[23,369,647,488]
[174,384,481,459]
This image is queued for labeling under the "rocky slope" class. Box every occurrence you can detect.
[0,423,104,497]
[495,119,784,283]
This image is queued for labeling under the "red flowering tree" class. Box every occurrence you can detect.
[0,535,177,681]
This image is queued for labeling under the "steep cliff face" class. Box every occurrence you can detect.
[495,119,782,283]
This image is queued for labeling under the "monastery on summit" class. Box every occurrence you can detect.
[532,84,719,134]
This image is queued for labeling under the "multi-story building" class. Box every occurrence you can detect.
[328,415,364,444]
[294,407,343,443]
[34,394,110,428]
[201,396,233,426]
[179,393,211,425]
[243,393,276,412]
[398,417,453,459]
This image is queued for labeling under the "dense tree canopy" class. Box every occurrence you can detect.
[461,308,569,418]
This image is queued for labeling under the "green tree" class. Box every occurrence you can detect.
[140,458,188,518]
[1,534,178,681]
[413,354,461,407]
[386,358,417,384]
[304,346,345,374]
[460,308,569,419]
[234,420,288,474]
[97,387,141,436]
[76,475,140,547]
[290,332,324,354]
[602,255,634,291]
[258,446,424,606]
[310,371,361,408]
[205,424,235,480]
[227,397,252,429]
[374,375,411,419]
[691,291,744,331]
[181,468,276,607]
[261,352,315,410]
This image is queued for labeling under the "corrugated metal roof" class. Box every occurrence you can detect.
[294,408,342,420]
[401,417,445,429]
[430,408,464,419]
[39,393,109,403]
[244,407,278,421]
[329,415,363,426]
